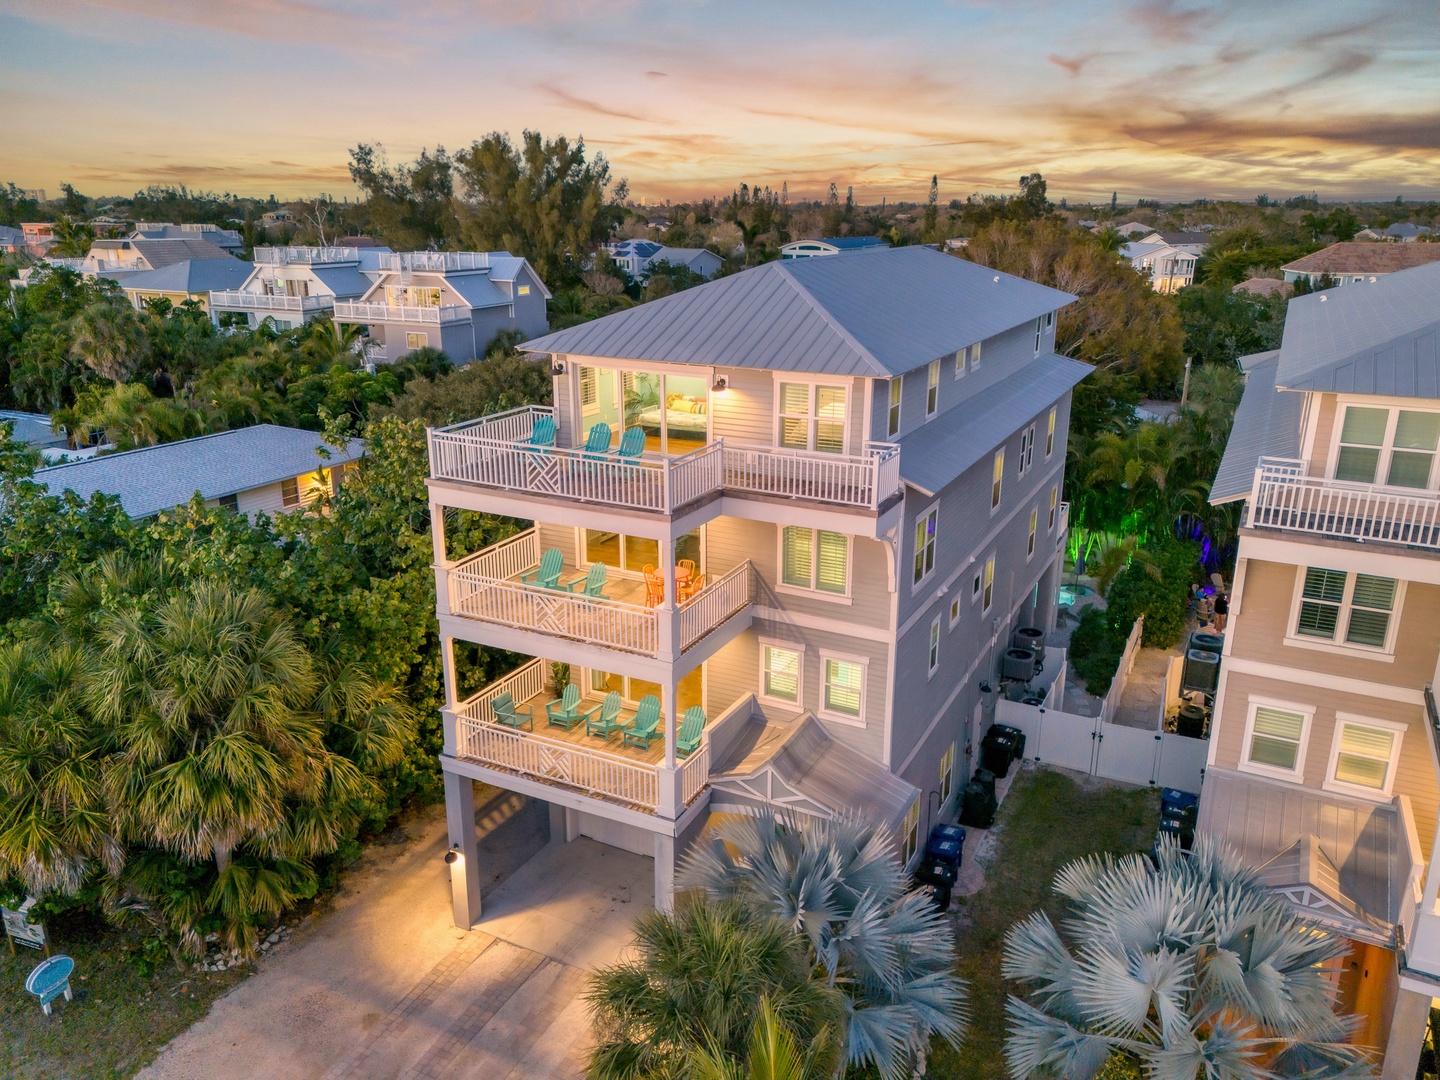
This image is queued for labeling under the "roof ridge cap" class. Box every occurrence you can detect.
[771,263,889,377]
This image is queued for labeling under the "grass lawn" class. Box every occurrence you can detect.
[0,914,251,1080]
[928,766,1160,1080]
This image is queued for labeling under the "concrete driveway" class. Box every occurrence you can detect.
[137,785,653,1080]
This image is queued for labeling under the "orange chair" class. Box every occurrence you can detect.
[681,573,707,602]
[643,564,664,606]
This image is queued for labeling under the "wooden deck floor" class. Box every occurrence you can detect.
[502,560,701,608]
[508,687,668,765]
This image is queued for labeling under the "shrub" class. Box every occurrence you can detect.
[1067,606,1124,696]
[1105,539,1200,648]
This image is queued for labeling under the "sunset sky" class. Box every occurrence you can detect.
[3,0,1437,205]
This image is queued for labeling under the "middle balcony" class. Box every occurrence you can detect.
[438,527,755,667]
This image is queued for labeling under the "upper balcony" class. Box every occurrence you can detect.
[1248,456,1440,551]
[254,246,363,265]
[427,405,902,516]
[210,290,334,315]
[334,300,471,326]
[378,251,496,272]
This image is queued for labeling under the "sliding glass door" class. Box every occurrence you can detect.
[576,366,710,454]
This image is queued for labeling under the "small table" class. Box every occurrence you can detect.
[25,954,74,1015]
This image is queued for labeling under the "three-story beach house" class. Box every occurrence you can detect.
[428,246,1084,926]
[1202,260,1440,1078]
[209,245,393,331]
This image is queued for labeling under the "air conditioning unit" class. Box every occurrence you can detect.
[1012,627,1045,666]
[1001,647,1038,682]
[1182,649,1221,696]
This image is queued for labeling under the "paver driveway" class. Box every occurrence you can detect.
[137,786,653,1080]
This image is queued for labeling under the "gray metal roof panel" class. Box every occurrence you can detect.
[896,354,1092,495]
[127,237,234,268]
[522,247,1075,378]
[34,425,364,519]
[123,258,254,295]
[1276,260,1440,396]
[308,264,373,298]
[1210,355,1304,503]
[445,272,511,310]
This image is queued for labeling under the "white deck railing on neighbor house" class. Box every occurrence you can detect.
[379,251,494,273]
[1249,457,1440,551]
[428,407,904,514]
[209,291,333,313]
[677,561,754,652]
[333,301,471,325]
[253,246,360,265]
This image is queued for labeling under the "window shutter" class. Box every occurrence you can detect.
[1302,567,1346,603]
[782,527,813,588]
[816,531,848,593]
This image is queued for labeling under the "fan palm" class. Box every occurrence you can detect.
[1002,835,1374,1080]
[586,896,844,1080]
[69,297,151,383]
[680,809,967,1080]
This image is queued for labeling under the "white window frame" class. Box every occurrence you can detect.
[1018,425,1035,478]
[991,448,1005,511]
[1322,713,1407,801]
[1048,486,1059,531]
[949,595,962,628]
[925,360,940,419]
[939,742,956,805]
[1027,508,1038,560]
[928,615,941,678]
[774,375,849,455]
[405,331,428,350]
[818,650,868,727]
[953,345,968,380]
[970,340,981,372]
[758,639,805,709]
[776,526,853,605]
[901,799,920,865]
[1237,697,1314,783]
[911,502,939,589]
[887,377,902,438]
[1325,401,1440,491]
[982,554,995,613]
[1284,567,1405,660]
[1033,317,1043,355]
[1046,407,1057,457]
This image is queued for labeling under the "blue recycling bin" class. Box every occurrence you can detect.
[926,823,966,869]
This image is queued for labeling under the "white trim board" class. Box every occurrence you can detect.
[1219,655,1427,706]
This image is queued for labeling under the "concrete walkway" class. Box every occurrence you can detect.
[137,786,651,1080]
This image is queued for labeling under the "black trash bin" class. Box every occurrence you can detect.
[1158,788,1198,850]
[913,855,959,889]
[915,881,952,914]
[959,774,998,829]
[980,725,1023,777]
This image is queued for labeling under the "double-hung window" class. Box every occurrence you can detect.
[1241,700,1311,779]
[1293,567,1399,651]
[901,800,920,865]
[912,505,938,585]
[939,743,955,804]
[761,644,802,704]
[1048,486,1058,530]
[991,448,1005,509]
[778,382,846,454]
[982,555,995,612]
[781,527,849,596]
[925,360,940,418]
[1018,425,1035,477]
[281,476,300,508]
[1326,716,1404,798]
[954,345,968,380]
[821,656,865,721]
[1046,407,1057,456]
[1334,405,1440,489]
[1027,509,1038,558]
[928,616,941,676]
[887,378,902,437]
[969,340,981,372]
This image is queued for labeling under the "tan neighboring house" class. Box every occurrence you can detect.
[1282,241,1440,289]
[1203,260,1440,1078]
[81,235,234,274]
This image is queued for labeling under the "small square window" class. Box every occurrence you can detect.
[218,493,239,513]
[517,285,531,296]
[405,331,428,350]
[762,645,801,703]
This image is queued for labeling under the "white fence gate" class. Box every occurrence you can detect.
[995,699,1207,795]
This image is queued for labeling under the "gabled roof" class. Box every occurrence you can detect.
[122,237,235,268]
[308,264,374,298]
[1256,835,1397,947]
[1386,223,1431,239]
[33,425,365,520]
[122,258,254,295]
[1282,241,1440,276]
[521,246,1075,378]
[0,410,67,449]
[1274,259,1440,396]
[649,247,721,272]
[1210,352,1303,503]
[444,273,513,310]
[897,354,1091,495]
[1144,230,1208,246]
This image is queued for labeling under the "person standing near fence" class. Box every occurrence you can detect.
[1213,591,1228,632]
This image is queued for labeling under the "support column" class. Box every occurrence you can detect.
[663,674,679,770]
[1379,986,1431,1080]
[431,501,451,616]
[441,635,460,757]
[443,770,482,929]
[548,801,566,844]
[653,832,676,914]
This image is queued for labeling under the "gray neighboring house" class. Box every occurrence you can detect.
[607,239,723,280]
[333,251,550,365]
[779,236,890,258]
[0,410,68,451]
[82,235,235,274]
[0,225,23,253]
[112,258,254,313]
[425,245,1082,925]
[33,424,364,519]
[209,245,393,331]
[130,222,244,252]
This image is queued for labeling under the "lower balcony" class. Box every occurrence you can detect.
[334,300,471,326]
[209,290,334,315]
[451,659,712,813]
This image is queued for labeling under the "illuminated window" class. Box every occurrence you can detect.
[991,449,1005,509]
[781,527,849,596]
[912,504,938,585]
[887,378,901,437]
[939,743,955,804]
[1048,486,1058,530]
[928,616,941,675]
[281,477,300,508]
[821,657,865,720]
[1046,407,1057,456]
[1295,568,1398,650]
[761,644,802,704]
[405,331,428,350]
[982,555,995,613]
[1241,700,1311,778]
[901,800,920,865]
[778,382,846,454]
[926,360,940,418]
[1326,717,1404,797]
[1027,509,1038,558]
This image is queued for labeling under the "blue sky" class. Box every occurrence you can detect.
[2,0,1436,203]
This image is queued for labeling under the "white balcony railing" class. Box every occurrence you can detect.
[253,246,360,265]
[209,290,333,313]
[677,560,754,651]
[1249,457,1440,551]
[379,251,495,273]
[428,406,902,514]
[681,743,710,804]
[333,301,471,325]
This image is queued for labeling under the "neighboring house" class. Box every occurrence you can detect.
[1282,242,1440,289]
[1096,221,1153,238]
[605,239,723,281]
[33,424,364,519]
[426,245,1082,925]
[81,236,235,274]
[0,225,23,252]
[1134,229,1208,255]
[779,236,890,258]
[0,410,68,451]
[209,245,392,331]
[130,222,244,252]
[260,210,294,228]
[1120,240,1200,293]
[333,250,550,365]
[1386,223,1432,242]
[21,222,56,257]
[114,258,254,312]
[1202,260,1440,1078]
[1232,277,1293,299]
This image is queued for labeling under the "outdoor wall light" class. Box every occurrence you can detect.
[551,360,566,376]
[711,376,728,392]
[443,845,462,865]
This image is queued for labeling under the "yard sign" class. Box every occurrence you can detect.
[3,897,48,954]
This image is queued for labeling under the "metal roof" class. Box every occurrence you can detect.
[308,264,374,298]
[121,258,254,295]
[1274,259,1440,397]
[897,353,1091,495]
[1255,835,1397,947]
[0,410,67,449]
[522,246,1075,378]
[34,425,364,519]
[1198,768,1404,928]
[1210,352,1303,504]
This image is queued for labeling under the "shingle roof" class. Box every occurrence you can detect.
[1282,241,1440,276]
[123,258,254,295]
[127,237,235,268]
[1232,277,1292,298]
[34,425,365,519]
[0,410,67,449]
[1274,259,1440,396]
[896,354,1091,495]
[521,246,1075,378]
[1148,230,1208,246]
[1210,352,1302,503]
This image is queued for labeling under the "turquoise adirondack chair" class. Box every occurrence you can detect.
[581,423,612,459]
[489,691,534,731]
[565,561,607,598]
[546,684,599,731]
[676,706,707,758]
[585,691,626,739]
[519,548,565,590]
[613,426,646,460]
[523,414,556,451]
[622,695,662,750]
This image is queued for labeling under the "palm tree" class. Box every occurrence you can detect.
[1003,836,1373,1080]
[680,810,967,1080]
[50,214,95,257]
[587,896,843,1080]
[69,297,151,383]
[688,997,838,1080]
